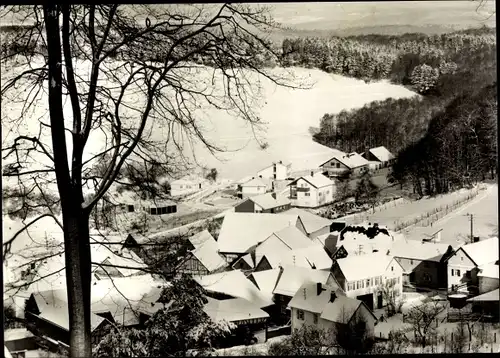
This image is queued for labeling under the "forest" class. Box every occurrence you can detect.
[309,27,497,195]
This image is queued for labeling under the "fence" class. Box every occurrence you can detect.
[392,188,481,232]
[266,325,291,341]
[346,197,410,225]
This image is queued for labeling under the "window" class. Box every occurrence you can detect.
[466,271,471,278]
[366,279,370,287]
[313,313,319,324]
[410,259,414,265]
[457,270,461,276]
[326,190,329,194]
[451,269,454,276]
[336,163,340,168]
[356,281,361,289]
[305,193,310,197]
[375,277,379,285]
[348,282,354,291]
[461,256,463,261]
[391,266,394,271]
[297,309,304,320]
[127,205,134,213]
[151,207,157,215]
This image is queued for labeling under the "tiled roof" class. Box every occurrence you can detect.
[217,212,300,254]
[335,252,398,282]
[204,297,269,323]
[369,146,395,162]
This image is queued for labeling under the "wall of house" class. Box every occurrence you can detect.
[171,182,203,197]
[321,158,350,177]
[316,185,335,207]
[478,276,499,294]
[177,254,210,276]
[291,307,321,332]
[290,178,319,208]
[234,199,255,213]
[353,305,376,338]
[395,257,443,289]
[241,186,266,197]
[447,249,476,290]
[258,163,289,181]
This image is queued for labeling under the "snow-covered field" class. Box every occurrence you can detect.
[1,57,417,184]
[403,184,498,245]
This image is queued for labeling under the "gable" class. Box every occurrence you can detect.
[322,157,350,169]
[234,199,255,213]
[295,217,308,236]
[177,252,208,272]
[255,256,273,272]
[448,248,477,267]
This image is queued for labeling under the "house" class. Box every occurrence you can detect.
[288,282,377,337]
[232,225,314,272]
[176,231,228,276]
[332,252,404,310]
[362,146,396,169]
[170,175,208,197]
[112,190,177,215]
[237,177,271,198]
[320,152,369,178]
[25,290,113,347]
[466,288,499,321]
[288,172,336,208]
[234,192,291,213]
[282,208,334,240]
[477,262,499,294]
[445,237,498,294]
[272,265,342,322]
[4,329,38,356]
[388,240,454,290]
[193,270,274,309]
[247,268,284,325]
[257,160,292,181]
[204,297,269,327]
[216,212,306,263]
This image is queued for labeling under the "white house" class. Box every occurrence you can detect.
[445,237,498,294]
[362,146,396,169]
[288,172,336,208]
[320,152,369,178]
[237,177,270,198]
[257,160,292,181]
[170,175,208,197]
[288,282,377,337]
[332,252,404,310]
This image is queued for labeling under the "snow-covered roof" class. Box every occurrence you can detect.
[204,297,269,323]
[272,226,315,249]
[467,288,499,302]
[188,230,215,249]
[3,328,34,342]
[280,245,333,270]
[171,175,207,186]
[4,346,12,358]
[368,146,395,162]
[249,193,291,210]
[32,289,106,331]
[248,268,281,294]
[288,282,346,314]
[190,235,228,273]
[258,160,292,173]
[335,253,400,282]
[338,227,398,256]
[194,270,274,308]
[478,263,499,279]
[458,237,498,267]
[241,177,267,188]
[283,208,332,234]
[255,236,292,268]
[273,265,333,297]
[389,241,452,262]
[321,152,369,169]
[217,212,300,254]
[289,173,333,189]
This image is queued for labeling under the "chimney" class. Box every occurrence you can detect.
[330,291,337,303]
[279,160,283,164]
[473,236,480,243]
[259,175,262,178]
[271,192,277,199]
[311,171,314,177]
[317,282,322,296]
[303,288,307,300]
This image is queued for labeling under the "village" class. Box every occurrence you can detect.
[4,144,499,356]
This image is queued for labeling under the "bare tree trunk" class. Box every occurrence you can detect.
[63,211,92,357]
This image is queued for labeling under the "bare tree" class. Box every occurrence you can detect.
[405,299,446,348]
[1,4,303,356]
[334,306,373,354]
[378,279,404,317]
